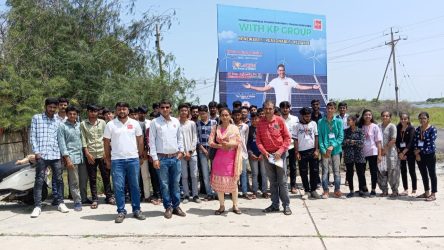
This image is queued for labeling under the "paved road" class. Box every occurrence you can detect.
[1,170,443,250]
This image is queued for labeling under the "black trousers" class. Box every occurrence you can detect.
[400,155,417,191]
[346,162,367,192]
[298,149,319,192]
[288,148,297,188]
[365,155,379,190]
[148,160,161,198]
[417,153,437,193]
[86,158,113,202]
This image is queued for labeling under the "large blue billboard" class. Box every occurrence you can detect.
[217,5,327,112]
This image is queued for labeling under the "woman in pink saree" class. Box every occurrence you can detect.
[209,108,243,215]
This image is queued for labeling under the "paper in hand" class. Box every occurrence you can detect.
[268,154,284,168]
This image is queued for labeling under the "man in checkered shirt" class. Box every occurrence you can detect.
[30,98,68,218]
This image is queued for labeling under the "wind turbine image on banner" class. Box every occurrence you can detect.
[221,51,234,72]
[307,48,328,105]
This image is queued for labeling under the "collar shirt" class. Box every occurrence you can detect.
[284,114,299,150]
[58,121,83,164]
[30,112,61,160]
[149,115,184,161]
[236,123,249,159]
[55,113,68,122]
[103,118,142,160]
[80,119,106,159]
[180,120,198,156]
[256,115,291,156]
[318,117,344,155]
[336,113,349,130]
[197,119,217,148]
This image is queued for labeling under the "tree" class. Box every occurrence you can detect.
[0,0,195,156]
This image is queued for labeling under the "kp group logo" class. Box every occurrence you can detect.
[313,19,322,31]
[232,61,257,71]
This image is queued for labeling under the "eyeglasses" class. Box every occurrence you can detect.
[160,106,170,109]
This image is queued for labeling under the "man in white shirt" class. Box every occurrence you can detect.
[104,102,146,223]
[243,64,320,105]
[280,101,299,194]
[149,100,186,219]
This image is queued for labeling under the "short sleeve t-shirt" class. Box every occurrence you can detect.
[362,123,382,157]
[268,77,298,104]
[295,121,318,151]
[104,118,142,160]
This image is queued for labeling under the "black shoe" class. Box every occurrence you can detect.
[283,206,292,215]
[133,210,146,220]
[370,191,376,198]
[115,213,125,223]
[192,196,201,203]
[346,192,354,198]
[263,205,280,213]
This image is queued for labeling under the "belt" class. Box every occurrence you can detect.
[157,152,178,158]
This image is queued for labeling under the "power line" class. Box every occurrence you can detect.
[329,35,383,54]
[328,43,386,60]
[328,30,383,45]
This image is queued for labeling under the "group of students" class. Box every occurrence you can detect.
[25,96,438,222]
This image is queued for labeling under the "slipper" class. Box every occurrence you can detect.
[232,206,242,214]
[416,193,428,199]
[425,195,436,202]
[214,206,225,215]
[91,201,98,209]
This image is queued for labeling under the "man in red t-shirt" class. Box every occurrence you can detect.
[256,100,292,215]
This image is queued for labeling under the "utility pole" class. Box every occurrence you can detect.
[155,24,163,78]
[377,27,406,116]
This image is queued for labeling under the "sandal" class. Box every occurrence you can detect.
[416,193,428,199]
[214,206,225,215]
[91,201,98,209]
[232,206,242,215]
[425,195,436,202]
[107,197,116,205]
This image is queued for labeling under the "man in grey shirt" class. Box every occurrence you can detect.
[178,104,201,204]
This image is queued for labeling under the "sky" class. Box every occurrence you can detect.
[2,0,443,105]
[136,0,444,105]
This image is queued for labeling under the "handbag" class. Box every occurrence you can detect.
[208,125,218,161]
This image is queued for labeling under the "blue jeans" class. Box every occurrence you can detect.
[321,154,341,192]
[250,158,267,193]
[198,151,213,196]
[157,156,182,209]
[111,158,141,214]
[34,159,63,207]
[240,158,249,193]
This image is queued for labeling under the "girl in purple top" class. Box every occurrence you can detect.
[358,109,382,198]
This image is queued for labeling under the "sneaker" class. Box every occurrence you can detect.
[311,191,321,199]
[302,193,309,200]
[370,191,376,198]
[115,213,125,223]
[74,203,82,212]
[359,191,369,198]
[30,207,41,218]
[346,192,354,198]
[262,205,280,213]
[57,203,69,213]
[133,210,146,220]
[321,191,329,199]
[182,196,190,204]
[283,206,292,215]
[192,196,201,203]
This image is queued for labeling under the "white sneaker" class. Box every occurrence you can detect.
[57,203,69,213]
[302,194,309,200]
[30,207,41,218]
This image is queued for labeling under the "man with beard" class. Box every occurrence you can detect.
[104,102,146,223]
